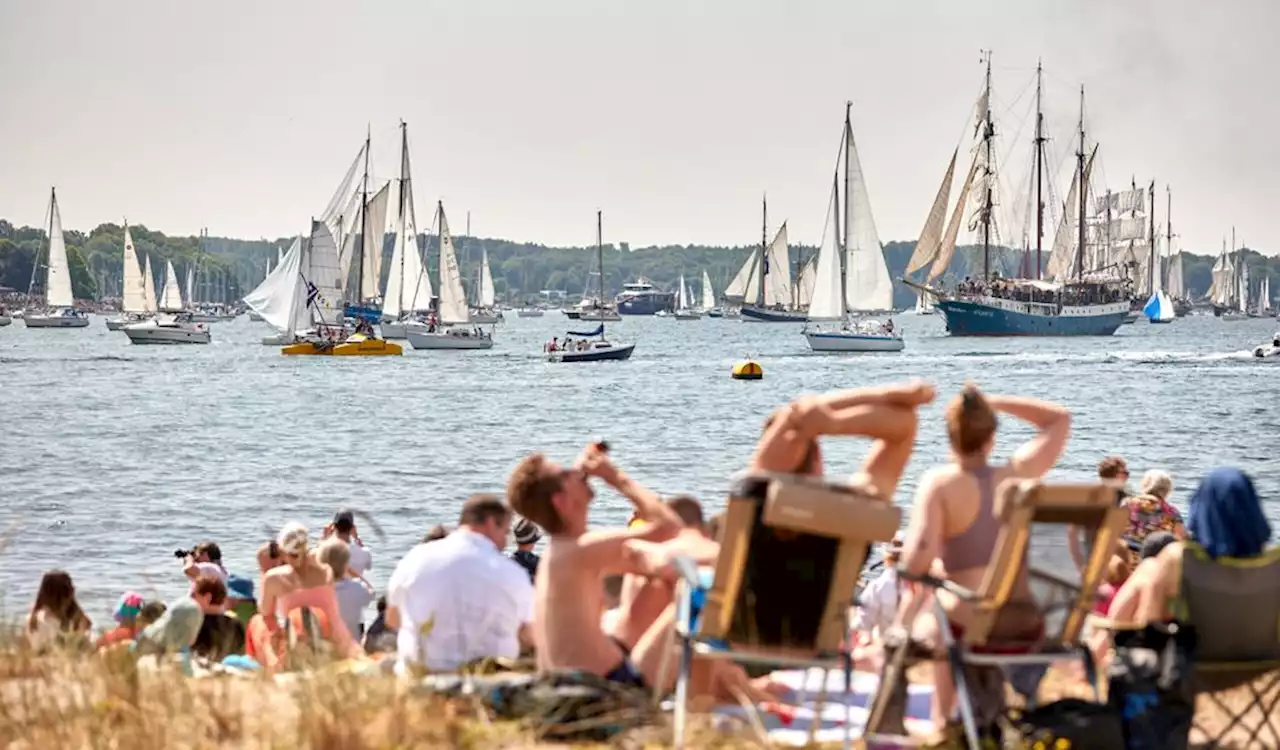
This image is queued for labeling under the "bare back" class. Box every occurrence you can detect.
[534,536,620,674]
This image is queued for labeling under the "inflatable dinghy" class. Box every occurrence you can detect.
[1254,336,1280,358]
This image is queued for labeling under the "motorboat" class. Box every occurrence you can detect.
[106,312,151,331]
[123,312,211,344]
[24,307,90,329]
[1254,333,1280,359]
[516,307,544,318]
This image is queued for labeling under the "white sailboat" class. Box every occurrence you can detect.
[106,224,152,330]
[804,104,903,353]
[1254,276,1271,318]
[672,274,702,319]
[1143,212,1175,324]
[380,123,435,339]
[406,202,495,350]
[469,246,503,324]
[736,198,807,322]
[123,259,211,344]
[24,188,89,328]
[547,211,635,362]
[245,234,312,345]
[700,269,722,317]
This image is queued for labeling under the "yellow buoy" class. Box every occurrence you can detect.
[731,360,763,380]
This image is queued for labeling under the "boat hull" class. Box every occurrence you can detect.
[805,330,905,352]
[0,316,10,327]
[23,313,90,328]
[936,298,1128,336]
[380,321,412,339]
[107,314,150,331]
[616,293,674,315]
[123,324,211,345]
[578,312,622,322]
[741,306,807,323]
[516,309,544,318]
[549,343,635,362]
[469,310,503,324]
[405,330,495,350]
[673,311,702,320]
[282,338,402,356]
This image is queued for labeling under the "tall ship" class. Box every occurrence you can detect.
[725,197,811,322]
[615,278,674,315]
[905,54,1128,336]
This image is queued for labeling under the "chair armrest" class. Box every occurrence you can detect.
[897,568,981,602]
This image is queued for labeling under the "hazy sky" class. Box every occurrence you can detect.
[2,0,1276,255]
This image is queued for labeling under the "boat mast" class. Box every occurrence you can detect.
[1034,61,1045,279]
[758,193,767,307]
[397,120,408,316]
[356,125,371,309]
[29,187,55,300]
[596,210,605,311]
[1147,181,1155,294]
[981,51,994,280]
[1165,185,1172,291]
[1074,87,1087,281]
[841,101,852,316]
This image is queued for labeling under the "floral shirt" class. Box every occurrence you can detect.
[1124,494,1185,547]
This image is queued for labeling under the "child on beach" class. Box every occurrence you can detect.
[97,591,146,648]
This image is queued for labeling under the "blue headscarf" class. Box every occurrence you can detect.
[1187,467,1271,559]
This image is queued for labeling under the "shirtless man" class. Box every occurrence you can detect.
[506,442,689,688]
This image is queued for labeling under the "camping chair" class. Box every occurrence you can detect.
[1170,543,1280,747]
[669,471,901,750]
[864,480,1127,750]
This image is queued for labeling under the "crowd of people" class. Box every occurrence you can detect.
[19,380,1274,742]
[953,273,1131,306]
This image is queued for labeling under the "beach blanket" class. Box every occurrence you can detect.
[698,668,934,746]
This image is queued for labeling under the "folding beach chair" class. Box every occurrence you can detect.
[1173,543,1280,747]
[864,480,1127,750]
[670,471,902,750]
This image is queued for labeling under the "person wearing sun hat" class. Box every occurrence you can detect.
[510,517,542,582]
[96,591,147,648]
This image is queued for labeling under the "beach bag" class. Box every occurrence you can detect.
[1012,698,1125,749]
[1107,623,1196,750]
[485,670,655,741]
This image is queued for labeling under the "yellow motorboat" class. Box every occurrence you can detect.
[282,333,402,357]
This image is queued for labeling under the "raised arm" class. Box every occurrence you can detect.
[985,394,1071,479]
[580,445,683,535]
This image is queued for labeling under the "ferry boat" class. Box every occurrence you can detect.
[615,278,674,316]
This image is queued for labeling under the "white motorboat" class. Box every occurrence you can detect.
[406,324,495,350]
[106,313,150,331]
[1255,334,1280,359]
[0,314,11,327]
[123,313,211,344]
[516,307,544,318]
[24,188,90,329]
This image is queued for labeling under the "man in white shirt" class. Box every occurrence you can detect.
[385,494,533,673]
[330,509,373,579]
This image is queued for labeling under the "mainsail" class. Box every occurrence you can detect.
[305,220,345,326]
[700,270,716,311]
[479,249,496,308]
[121,225,146,314]
[361,183,390,302]
[806,179,844,322]
[436,203,470,325]
[723,250,757,302]
[143,255,158,313]
[244,235,309,335]
[159,259,184,312]
[905,149,958,276]
[1045,145,1097,281]
[45,190,75,308]
[843,117,894,312]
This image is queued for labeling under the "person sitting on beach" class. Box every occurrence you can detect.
[326,509,373,581]
[1109,468,1272,626]
[97,591,147,649]
[1069,456,1131,573]
[319,537,372,640]
[27,570,91,651]
[362,596,396,655]
[192,576,247,662]
[897,384,1070,734]
[182,541,228,584]
[134,574,226,657]
[1122,469,1186,551]
[245,523,363,671]
[510,517,543,583]
[385,494,533,673]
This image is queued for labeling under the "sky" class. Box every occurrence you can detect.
[1,0,1277,256]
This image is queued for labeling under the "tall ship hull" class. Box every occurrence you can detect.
[740,305,808,323]
[937,297,1128,336]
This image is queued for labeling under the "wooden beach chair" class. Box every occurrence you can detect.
[669,471,901,750]
[864,480,1127,750]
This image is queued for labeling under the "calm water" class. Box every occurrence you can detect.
[1,312,1278,620]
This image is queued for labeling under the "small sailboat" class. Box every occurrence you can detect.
[406,202,495,350]
[1143,290,1175,324]
[469,245,503,324]
[107,223,153,330]
[804,103,903,353]
[123,259,211,344]
[546,211,634,362]
[734,197,807,322]
[24,188,89,328]
[701,270,722,318]
[380,123,434,340]
[672,274,702,320]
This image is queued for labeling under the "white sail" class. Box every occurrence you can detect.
[44,191,75,308]
[143,255,158,313]
[244,235,308,335]
[159,259,184,312]
[724,250,757,302]
[277,246,285,266]
[383,218,406,319]
[676,274,687,309]
[337,189,362,288]
[906,149,957,276]
[436,204,469,324]
[305,220,345,326]
[1166,251,1184,299]
[361,183,390,302]
[1046,146,1097,280]
[1208,251,1234,307]
[843,121,893,312]
[1239,262,1250,314]
[1259,277,1271,315]
[480,249,496,307]
[701,270,716,310]
[796,256,817,308]
[403,205,432,313]
[121,226,146,313]
[929,154,980,283]
[1143,289,1174,322]
[807,182,845,321]
[763,224,793,307]
[742,251,762,305]
[184,265,196,307]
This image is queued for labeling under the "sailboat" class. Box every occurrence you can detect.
[380,123,435,340]
[733,197,807,322]
[1253,275,1271,318]
[547,211,634,362]
[577,244,622,321]
[24,188,89,328]
[1216,230,1248,321]
[469,244,503,324]
[912,58,1129,336]
[804,103,903,353]
[405,201,495,350]
[247,251,275,322]
[672,274,702,320]
[248,236,309,345]
[1163,187,1191,317]
[106,223,152,330]
[701,270,722,318]
[123,259,211,344]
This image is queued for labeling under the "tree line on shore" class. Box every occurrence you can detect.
[0,218,1270,309]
